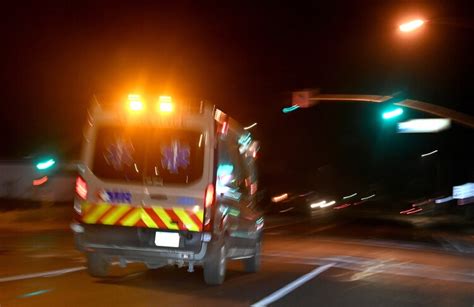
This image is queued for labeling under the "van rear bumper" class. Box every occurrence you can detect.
[72,222,210,263]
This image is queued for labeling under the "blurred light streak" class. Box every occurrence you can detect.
[310,200,326,209]
[334,203,351,210]
[435,196,453,204]
[320,200,336,208]
[412,199,433,207]
[280,207,294,213]
[399,19,425,32]
[421,150,438,158]
[400,208,415,214]
[198,134,203,147]
[406,208,423,215]
[32,176,48,186]
[134,163,139,173]
[343,193,357,199]
[397,119,451,133]
[360,194,375,201]
[400,207,423,215]
[36,158,56,170]
[272,193,288,203]
[18,289,52,298]
[221,121,229,134]
[282,105,300,113]
[244,122,258,130]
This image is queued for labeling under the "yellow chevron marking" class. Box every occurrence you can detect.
[174,208,199,231]
[153,207,179,230]
[102,205,130,225]
[141,210,158,228]
[83,203,110,224]
[196,210,204,223]
[120,208,141,226]
[81,202,93,215]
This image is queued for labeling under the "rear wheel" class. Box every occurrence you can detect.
[203,240,227,285]
[243,239,261,273]
[86,253,109,277]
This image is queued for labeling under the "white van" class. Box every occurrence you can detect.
[71,95,263,285]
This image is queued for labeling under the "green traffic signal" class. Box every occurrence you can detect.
[36,158,56,170]
[382,107,404,120]
[282,105,300,113]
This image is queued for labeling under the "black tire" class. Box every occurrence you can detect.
[86,253,109,278]
[243,239,261,273]
[203,240,227,285]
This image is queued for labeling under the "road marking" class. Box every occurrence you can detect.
[262,253,474,284]
[251,263,334,307]
[0,267,85,283]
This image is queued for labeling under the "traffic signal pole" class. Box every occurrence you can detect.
[298,93,474,129]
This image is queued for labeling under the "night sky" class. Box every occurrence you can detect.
[1,1,474,197]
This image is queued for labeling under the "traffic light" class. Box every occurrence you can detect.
[36,158,56,170]
[382,107,404,120]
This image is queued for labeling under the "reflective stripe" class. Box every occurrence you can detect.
[79,202,202,231]
[189,212,203,231]
[141,210,158,228]
[153,207,179,230]
[83,203,109,224]
[120,208,141,226]
[81,203,94,216]
[144,208,167,229]
[101,205,130,225]
[174,208,199,232]
[165,209,185,230]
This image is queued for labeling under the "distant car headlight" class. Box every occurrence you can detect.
[310,200,326,209]
[310,200,336,209]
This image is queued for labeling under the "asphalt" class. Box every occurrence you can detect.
[1,204,474,306]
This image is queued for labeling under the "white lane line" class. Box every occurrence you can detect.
[0,266,85,283]
[262,253,474,284]
[251,263,334,307]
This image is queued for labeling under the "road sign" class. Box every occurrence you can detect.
[397,118,451,133]
[453,183,474,200]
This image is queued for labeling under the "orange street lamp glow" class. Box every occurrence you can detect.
[399,19,425,32]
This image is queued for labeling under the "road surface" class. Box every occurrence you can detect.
[1,208,474,306]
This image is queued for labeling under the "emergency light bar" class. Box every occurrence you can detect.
[127,94,175,114]
[158,96,174,113]
[128,94,144,111]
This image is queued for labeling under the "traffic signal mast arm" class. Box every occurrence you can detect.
[304,94,474,129]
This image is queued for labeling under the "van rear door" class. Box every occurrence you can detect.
[84,124,210,233]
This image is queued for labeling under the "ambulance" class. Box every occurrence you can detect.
[70,94,263,285]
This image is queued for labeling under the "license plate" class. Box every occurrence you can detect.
[154,232,180,248]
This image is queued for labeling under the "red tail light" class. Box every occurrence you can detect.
[75,176,88,200]
[203,184,215,231]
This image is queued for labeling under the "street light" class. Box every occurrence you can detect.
[399,19,425,32]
